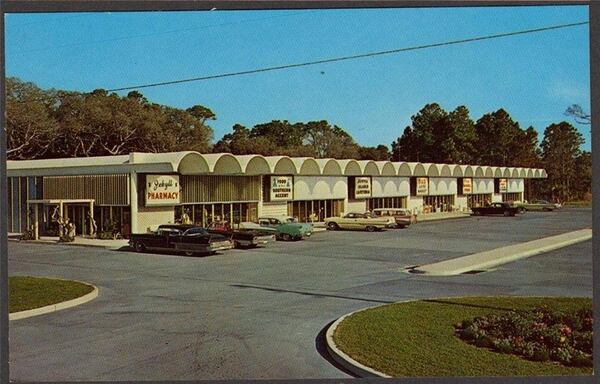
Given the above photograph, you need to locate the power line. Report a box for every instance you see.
[106,20,589,93]
[11,11,314,55]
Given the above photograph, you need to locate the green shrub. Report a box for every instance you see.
[455,305,593,368]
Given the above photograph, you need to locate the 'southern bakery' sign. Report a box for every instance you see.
[499,178,508,193]
[270,176,293,201]
[462,178,473,194]
[416,177,429,196]
[354,177,372,198]
[145,175,180,206]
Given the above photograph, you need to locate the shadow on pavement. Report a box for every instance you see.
[315,320,358,378]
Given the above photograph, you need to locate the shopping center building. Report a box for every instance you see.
[6,151,547,238]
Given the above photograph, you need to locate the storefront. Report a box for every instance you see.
[7,152,546,238]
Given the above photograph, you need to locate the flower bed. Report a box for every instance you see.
[455,306,593,367]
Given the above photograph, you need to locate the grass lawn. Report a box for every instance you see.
[9,276,94,313]
[333,296,593,377]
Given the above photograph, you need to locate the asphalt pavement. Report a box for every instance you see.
[7,208,592,381]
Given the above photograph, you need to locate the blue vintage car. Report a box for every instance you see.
[256,216,313,241]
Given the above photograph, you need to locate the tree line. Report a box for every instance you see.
[5,77,591,202]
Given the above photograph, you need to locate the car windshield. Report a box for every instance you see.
[184,227,207,236]
[284,217,297,223]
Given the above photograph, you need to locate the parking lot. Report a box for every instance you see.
[8,208,592,381]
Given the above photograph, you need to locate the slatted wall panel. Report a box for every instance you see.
[43,174,129,205]
[181,175,261,203]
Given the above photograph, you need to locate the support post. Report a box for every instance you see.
[33,204,39,240]
[130,171,139,234]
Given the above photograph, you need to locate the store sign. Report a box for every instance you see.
[499,178,508,193]
[416,177,429,196]
[146,175,180,206]
[354,177,372,198]
[462,178,473,195]
[270,176,293,201]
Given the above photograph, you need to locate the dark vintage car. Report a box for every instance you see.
[129,224,234,256]
[370,208,417,228]
[206,221,276,248]
[471,202,520,217]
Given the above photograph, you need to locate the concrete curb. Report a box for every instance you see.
[411,228,592,276]
[416,214,471,223]
[8,237,128,250]
[9,283,99,321]
[325,306,392,378]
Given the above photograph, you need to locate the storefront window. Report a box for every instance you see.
[467,194,493,208]
[422,195,455,213]
[367,197,407,211]
[502,192,522,203]
[287,199,344,222]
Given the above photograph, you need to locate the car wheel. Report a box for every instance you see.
[366,226,376,232]
[184,250,195,256]
[327,222,339,230]
[134,241,146,253]
[282,233,292,241]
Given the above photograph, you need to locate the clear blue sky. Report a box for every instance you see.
[5,5,591,151]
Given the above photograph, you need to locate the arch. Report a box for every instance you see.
[376,161,396,176]
[236,155,271,175]
[438,164,452,177]
[450,164,463,177]
[357,160,380,176]
[177,152,210,174]
[541,169,548,178]
[395,162,412,177]
[527,169,535,178]
[534,169,542,178]
[201,153,242,174]
[484,166,494,178]
[518,168,527,178]
[264,156,297,175]
[338,159,362,176]
[407,162,427,176]
[511,168,520,178]
[503,168,511,178]
[425,163,439,177]
[474,166,485,178]
[292,157,321,175]
[494,167,503,178]
[315,158,342,175]
[460,165,474,178]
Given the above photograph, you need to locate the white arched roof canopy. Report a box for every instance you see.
[394,162,412,177]
[338,159,362,176]
[474,166,485,178]
[541,169,548,178]
[315,159,342,175]
[408,162,427,177]
[202,153,242,174]
[177,152,210,174]
[511,168,520,178]
[460,165,474,178]
[357,160,380,176]
[527,169,534,178]
[264,156,297,175]
[439,164,452,177]
[534,169,542,178]
[502,168,511,178]
[450,165,463,177]
[236,155,271,175]
[292,157,321,175]
[494,167,503,178]
[376,161,396,176]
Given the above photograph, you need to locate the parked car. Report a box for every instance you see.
[324,212,397,231]
[471,202,520,217]
[206,221,276,248]
[517,199,559,212]
[129,224,234,256]
[242,216,313,241]
[369,208,416,228]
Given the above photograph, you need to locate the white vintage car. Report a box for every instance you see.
[324,212,397,232]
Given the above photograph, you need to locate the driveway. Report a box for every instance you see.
[8,208,592,380]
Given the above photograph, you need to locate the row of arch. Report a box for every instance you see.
[144,151,547,178]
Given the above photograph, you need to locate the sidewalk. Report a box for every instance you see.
[8,233,129,250]
[409,228,592,276]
